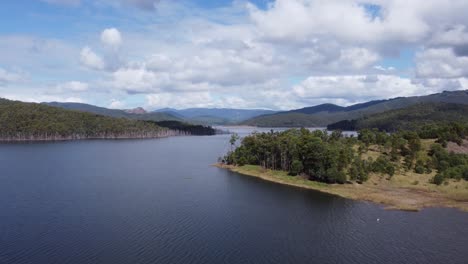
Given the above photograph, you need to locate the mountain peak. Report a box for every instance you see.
[124,107,147,114]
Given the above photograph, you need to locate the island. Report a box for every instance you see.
[217,124,468,211]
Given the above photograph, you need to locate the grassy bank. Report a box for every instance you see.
[215,164,468,212]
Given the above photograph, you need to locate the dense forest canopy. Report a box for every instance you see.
[223,123,468,185]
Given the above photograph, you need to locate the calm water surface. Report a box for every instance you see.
[0,128,466,264]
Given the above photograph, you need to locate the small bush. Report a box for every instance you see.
[414,165,425,174]
[432,174,445,185]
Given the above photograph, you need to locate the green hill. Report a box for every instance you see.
[327,103,468,131]
[243,90,468,127]
[0,98,176,141]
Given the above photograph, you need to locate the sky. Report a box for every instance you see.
[1,0,468,110]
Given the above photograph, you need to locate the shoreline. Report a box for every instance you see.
[0,130,197,142]
[215,163,468,212]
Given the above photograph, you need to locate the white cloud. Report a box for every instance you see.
[374,65,395,72]
[101,28,122,48]
[109,99,125,109]
[416,48,468,78]
[335,48,380,70]
[0,68,24,86]
[248,0,468,46]
[80,46,105,70]
[55,81,89,92]
[146,92,214,109]
[430,24,468,46]
[93,1,468,109]
[4,0,468,109]
[293,75,428,104]
[2,93,83,104]
[412,78,464,91]
[111,67,165,93]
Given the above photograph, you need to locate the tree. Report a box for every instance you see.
[289,160,303,176]
[229,133,240,151]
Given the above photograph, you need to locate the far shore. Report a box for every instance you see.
[215,164,468,212]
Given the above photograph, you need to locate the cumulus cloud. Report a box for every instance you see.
[430,25,468,46]
[5,0,468,109]
[101,28,122,48]
[107,40,282,94]
[80,46,105,70]
[293,75,428,104]
[334,48,380,71]
[111,67,165,93]
[92,0,468,108]
[416,48,468,78]
[248,0,468,46]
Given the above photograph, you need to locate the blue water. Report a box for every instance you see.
[0,129,466,264]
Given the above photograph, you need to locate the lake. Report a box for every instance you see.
[0,127,466,264]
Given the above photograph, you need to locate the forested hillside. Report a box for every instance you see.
[0,99,183,141]
[243,90,468,127]
[327,103,468,131]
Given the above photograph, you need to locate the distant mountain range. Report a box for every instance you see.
[43,102,276,126]
[44,102,182,122]
[43,90,468,128]
[242,90,468,127]
[125,107,147,114]
[153,108,277,125]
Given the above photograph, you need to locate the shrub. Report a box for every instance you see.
[414,165,425,174]
[432,174,445,185]
[463,168,468,181]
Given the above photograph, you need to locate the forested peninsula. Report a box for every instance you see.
[218,124,468,211]
[0,98,215,141]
